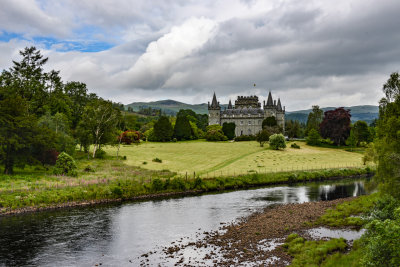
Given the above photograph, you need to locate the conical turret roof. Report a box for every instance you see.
[210,92,220,109]
[266,91,274,106]
[277,98,282,111]
[228,99,233,109]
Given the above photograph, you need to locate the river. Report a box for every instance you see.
[0,178,372,266]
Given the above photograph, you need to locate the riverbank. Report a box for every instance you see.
[158,195,376,266]
[0,167,373,216]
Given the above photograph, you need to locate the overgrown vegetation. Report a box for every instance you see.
[0,163,372,213]
[283,233,347,266]
[317,193,379,227]
[282,72,400,266]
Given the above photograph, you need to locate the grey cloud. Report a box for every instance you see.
[0,0,71,38]
[1,0,399,110]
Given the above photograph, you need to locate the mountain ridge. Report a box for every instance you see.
[125,100,378,123]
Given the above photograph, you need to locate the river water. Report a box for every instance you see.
[0,179,372,266]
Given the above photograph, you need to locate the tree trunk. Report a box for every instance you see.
[92,143,98,158]
[116,135,123,159]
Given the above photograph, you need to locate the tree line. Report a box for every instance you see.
[0,47,128,174]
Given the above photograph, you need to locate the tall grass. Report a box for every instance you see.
[0,166,373,213]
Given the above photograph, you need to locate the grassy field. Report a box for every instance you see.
[0,140,373,212]
[104,140,367,176]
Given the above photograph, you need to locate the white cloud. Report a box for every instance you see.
[118,17,217,89]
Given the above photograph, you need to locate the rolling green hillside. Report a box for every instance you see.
[125,100,378,123]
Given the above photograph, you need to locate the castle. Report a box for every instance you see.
[208,92,285,136]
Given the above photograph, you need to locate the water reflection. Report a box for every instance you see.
[0,179,373,266]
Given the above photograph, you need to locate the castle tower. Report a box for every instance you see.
[276,98,285,132]
[263,91,276,118]
[208,92,221,125]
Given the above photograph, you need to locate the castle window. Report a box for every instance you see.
[248,121,251,125]
[258,120,261,125]
[240,120,243,125]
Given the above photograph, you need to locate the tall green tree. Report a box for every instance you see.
[154,116,173,142]
[0,96,36,174]
[262,116,277,128]
[285,120,302,138]
[174,115,192,140]
[0,96,57,173]
[320,108,351,146]
[346,129,357,151]
[353,120,370,145]
[306,105,323,135]
[79,99,121,158]
[256,129,271,147]
[306,129,321,146]
[4,47,50,116]
[376,72,400,198]
[222,122,236,140]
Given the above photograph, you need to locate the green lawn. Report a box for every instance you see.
[104,140,367,176]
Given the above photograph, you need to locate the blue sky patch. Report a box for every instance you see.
[0,30,115,52]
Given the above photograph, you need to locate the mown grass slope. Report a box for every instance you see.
[104,140,366,176]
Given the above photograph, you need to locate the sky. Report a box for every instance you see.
[0,0,399,111]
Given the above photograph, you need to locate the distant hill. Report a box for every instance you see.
[125,100,378,124]
[125,99,225,115]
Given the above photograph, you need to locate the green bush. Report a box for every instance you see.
[306,129,321,146]
[369,195,400,221]
[234,135,256,141]
[53,152,78,177]
[111,186,123,197]
[95,149,107,159]
[152,158,162,163]
[151,178,164,191]
[320,138,334,145]
[269,134,286,150]
[205,125,228,141]
[193,177,203,189]
[168,178,187,190]
[291,143,301,149]
[361,207,400,267]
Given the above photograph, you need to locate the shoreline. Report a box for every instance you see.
[0,172,373,217]
[157,197,360,266]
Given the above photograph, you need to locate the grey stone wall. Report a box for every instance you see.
[220,116,263,136]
